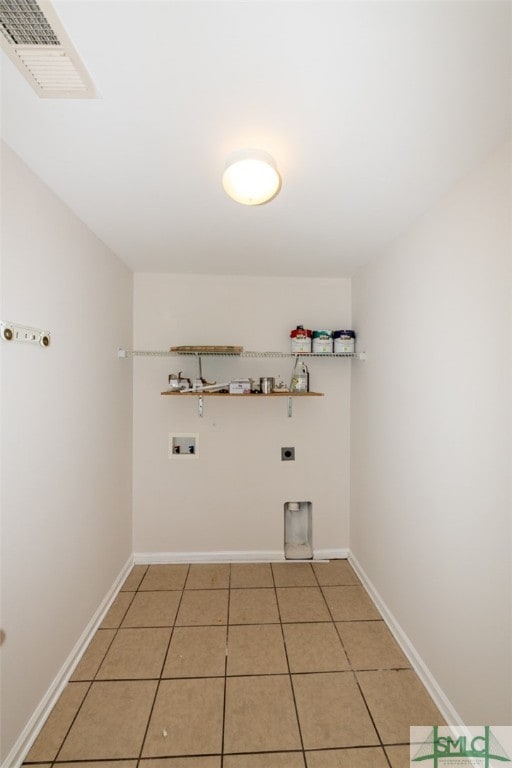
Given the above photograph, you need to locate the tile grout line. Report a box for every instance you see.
[54,604,134,756]
[220,564,232,768]
[135,563,191,768]
[312,578,358,670]
[311,566,394,768]
[114,618,387,630]
[271,563,308,768]
[47,576,145,767]
[87,567,149,682]
[322,574,393,768]
[49,665,411,686]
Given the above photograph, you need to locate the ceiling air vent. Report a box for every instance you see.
[0,0,96,98]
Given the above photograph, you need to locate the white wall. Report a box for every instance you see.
[351,141,512,722]
[4,134,508,759]
[133,274,352,557]
[0,143,133,762]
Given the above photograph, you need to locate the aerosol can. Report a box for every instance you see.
[290,359,309,392]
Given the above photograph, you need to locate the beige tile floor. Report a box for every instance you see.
[24,561,445,768]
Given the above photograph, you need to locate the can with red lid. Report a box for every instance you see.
[290,325,312,353]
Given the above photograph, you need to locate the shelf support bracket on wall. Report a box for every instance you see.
[288,396,292,418]
[198,395,204,418]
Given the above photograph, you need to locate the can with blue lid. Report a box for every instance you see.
[312,330,333,353]
[333,330,356,354]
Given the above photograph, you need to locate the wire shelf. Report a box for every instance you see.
[118,349,365,360]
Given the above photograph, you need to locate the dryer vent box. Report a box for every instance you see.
[284,501,312,560]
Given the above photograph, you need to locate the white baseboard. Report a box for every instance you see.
[317,548,349,560]
[134,548,349,564]
[348,550,463,726]
[3,555,134,768]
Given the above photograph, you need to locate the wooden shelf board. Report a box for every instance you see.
[161,391,324,397]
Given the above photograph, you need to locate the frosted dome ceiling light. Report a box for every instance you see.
[222,149,281,205]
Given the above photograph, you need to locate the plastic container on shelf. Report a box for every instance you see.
[290,360,309,392]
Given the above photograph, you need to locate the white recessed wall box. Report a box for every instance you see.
[169,433,199,458]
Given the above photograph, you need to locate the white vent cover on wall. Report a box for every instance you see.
[0,0,96,98]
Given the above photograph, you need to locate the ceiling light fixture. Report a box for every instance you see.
[222,149,281,206]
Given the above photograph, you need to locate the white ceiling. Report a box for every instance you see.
[1,1,510,277]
